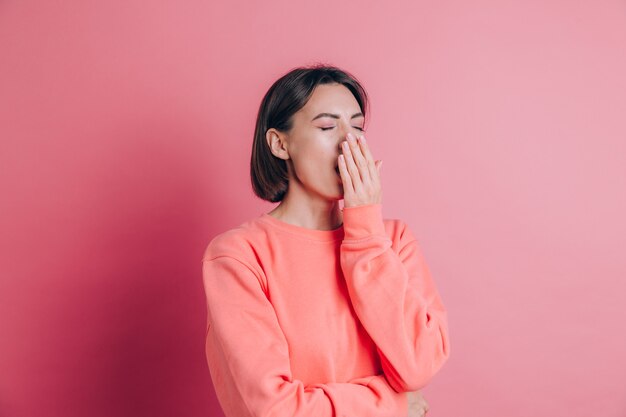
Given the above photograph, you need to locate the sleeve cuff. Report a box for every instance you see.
[341,203,387,240]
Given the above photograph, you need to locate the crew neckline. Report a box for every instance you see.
[258,212,345,242]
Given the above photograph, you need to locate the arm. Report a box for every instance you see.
[339,203,451,393]
[202,254,407,417]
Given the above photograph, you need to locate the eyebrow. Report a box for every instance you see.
[311,112,364,121]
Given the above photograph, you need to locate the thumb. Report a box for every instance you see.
[376,160,383,173]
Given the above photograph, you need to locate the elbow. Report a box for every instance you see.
[385,325,451,392]
[392,353,451,392]
[411,325,451,391]
[385,367,429,392]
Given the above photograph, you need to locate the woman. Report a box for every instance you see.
[201,64,450,417]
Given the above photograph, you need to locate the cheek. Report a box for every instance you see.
[300,142,335,162]
[291,138,337,173]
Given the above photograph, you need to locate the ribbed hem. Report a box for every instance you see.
[341,203,387,240]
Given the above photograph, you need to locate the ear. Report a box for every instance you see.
[266,128,290,160]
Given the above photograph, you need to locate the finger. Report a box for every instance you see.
[357,135,378,181]
[342,139,363,189]
[337,154,353,195]
[350,135,372,183]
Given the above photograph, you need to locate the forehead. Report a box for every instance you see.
[300,83,360,115]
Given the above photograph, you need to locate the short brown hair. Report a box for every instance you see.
[250,63,370,202]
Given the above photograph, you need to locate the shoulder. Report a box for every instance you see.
[201,219,270,292]
[382,217,420,254]
[201,217,263,267]
[383,216,416,241]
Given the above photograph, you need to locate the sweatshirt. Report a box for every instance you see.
[201,203,450,417]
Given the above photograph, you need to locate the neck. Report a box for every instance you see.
[267,180,343,231]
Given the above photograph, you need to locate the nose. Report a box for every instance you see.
[337,121,363,144]
[337,119,359,138]
[336,120,361,152]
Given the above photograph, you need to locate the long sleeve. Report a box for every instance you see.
[201,254,407,417]
[339,203,451,393]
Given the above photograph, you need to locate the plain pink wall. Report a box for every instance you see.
[1,1,625,416]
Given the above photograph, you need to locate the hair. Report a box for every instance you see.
[250,63,370,202]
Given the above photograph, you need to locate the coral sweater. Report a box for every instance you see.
[201,203,450,417]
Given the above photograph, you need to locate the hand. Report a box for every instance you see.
[337,132,383,208]
[407,390,429,417]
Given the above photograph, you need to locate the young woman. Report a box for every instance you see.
[201,64,450,417]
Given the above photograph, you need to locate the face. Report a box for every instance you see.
[267,83,366,200]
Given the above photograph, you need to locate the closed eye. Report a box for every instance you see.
[320,127,364,131]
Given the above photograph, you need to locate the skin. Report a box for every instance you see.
[408,391,430,417]
[265,82,382,229]
[266,83,429,416]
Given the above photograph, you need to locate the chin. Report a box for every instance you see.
[319,185,343,201]
[330,186,344,200]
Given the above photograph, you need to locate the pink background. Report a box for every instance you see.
[1,1,625,416]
